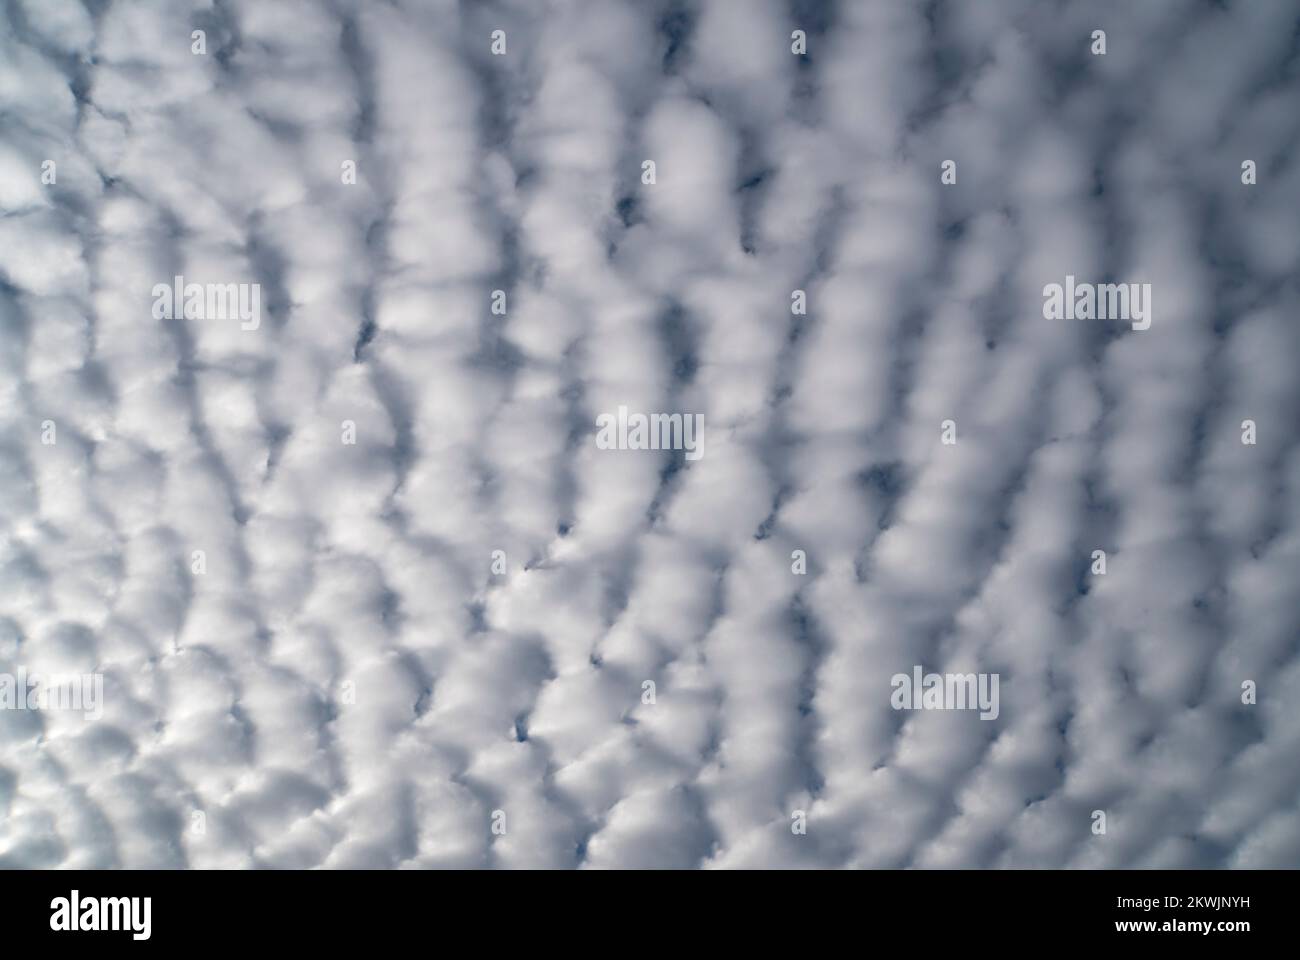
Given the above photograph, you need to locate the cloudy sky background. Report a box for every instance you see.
[1,0,1299,869]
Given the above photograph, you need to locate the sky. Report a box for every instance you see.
[1,0,1298,869]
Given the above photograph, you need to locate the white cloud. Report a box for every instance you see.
[0,0,1297,870]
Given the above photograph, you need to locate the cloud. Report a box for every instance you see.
[0,0,1297,870]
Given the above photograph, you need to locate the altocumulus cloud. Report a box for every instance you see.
[0,0,1298,869]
